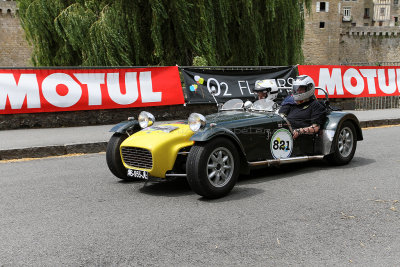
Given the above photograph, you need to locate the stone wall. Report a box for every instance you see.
[0,1,32,67]
[0,104,219,130]
[340,32,400,64]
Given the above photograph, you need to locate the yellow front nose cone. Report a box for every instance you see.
[120,124,194,178]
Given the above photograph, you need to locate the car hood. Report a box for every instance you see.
[205,110,279,127]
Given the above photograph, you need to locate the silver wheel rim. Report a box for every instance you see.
[207,147,234,188]
[338,127,353,158]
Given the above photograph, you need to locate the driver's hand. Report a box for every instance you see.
[293,129,300,139]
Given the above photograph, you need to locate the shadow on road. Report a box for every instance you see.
[198,187,265,203]
[128,156,375,199]
[237,156,375,185]
[138,178,194,197]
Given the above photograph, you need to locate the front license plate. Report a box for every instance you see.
[127,169,149,180]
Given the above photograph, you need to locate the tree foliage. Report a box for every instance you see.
[17,0,311,66]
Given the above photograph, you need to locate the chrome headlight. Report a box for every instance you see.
[138,111,155,128]
[188,113,206,132]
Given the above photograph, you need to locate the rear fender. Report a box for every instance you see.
[319,112,363,155]
[110,120,141,135]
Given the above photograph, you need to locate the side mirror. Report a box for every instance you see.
[244,101,253,109]
[210,87,217,95]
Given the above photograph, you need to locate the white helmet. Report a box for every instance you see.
[254,79,279,101]
[292,75,315,101]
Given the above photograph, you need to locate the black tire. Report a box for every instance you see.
[186,137,240,199]
[325,121,357,165]
[106,133,137,181]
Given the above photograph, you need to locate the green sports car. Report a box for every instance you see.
[106,90,363,199]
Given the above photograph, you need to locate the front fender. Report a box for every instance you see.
[109,120,141,134]
[190,127,248,163]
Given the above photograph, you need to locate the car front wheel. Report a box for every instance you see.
[186,138,240,199]
[325,121,357,165]
[106,133,138,181]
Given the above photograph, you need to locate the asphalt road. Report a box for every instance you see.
[1,126,399,266]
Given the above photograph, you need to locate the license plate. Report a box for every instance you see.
[127,169,148,180]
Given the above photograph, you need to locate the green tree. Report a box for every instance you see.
[17,0,310,66]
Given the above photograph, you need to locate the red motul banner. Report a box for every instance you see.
[0,66,184,114]
[298,65,400,98]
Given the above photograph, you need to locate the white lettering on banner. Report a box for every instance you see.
[107,72,139,105]
[0,74,41,110]
[343,68,364,95]
[74,73,105,105]
[237,81,252,95]
[359,69,377,94]
[42,73,82,108]
[397,69,400,93]
[207,78,221,95]
[277,78,294,88]
[139,71,162,103]
[318,68,344,96]
[377,69,397,94]
[277,79,285,87]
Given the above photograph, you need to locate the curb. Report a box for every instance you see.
[1,120,399,161]
[0,142,107,160]
[359,118,400,128]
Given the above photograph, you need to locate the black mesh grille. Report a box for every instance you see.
[121,147,153,170]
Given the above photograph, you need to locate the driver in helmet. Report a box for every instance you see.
[254,79,279,101]
[279,75,326,139]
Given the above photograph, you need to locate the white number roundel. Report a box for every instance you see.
[270,129,293,159]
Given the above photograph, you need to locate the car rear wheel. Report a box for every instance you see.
[106,133,138,181]
[186,138,240,199]
[325,121,357,165]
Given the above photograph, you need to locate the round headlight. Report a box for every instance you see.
[138,111,155,128]
[188,113,206,132]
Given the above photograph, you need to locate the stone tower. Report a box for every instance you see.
[303,0,342,64]
[0,0,32,67]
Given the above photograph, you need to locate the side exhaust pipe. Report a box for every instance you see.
[248,155,325,167]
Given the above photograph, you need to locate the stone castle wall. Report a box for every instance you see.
[303,0,400,64]
[341,26,400,63]
[0,1,32,67]
[340,33,400,64]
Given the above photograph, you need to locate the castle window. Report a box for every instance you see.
[395,0,399,5]
[364,8,370,19]
[380,8,385,16]
[319,22,325,28]
[343,7,351,21]
[316,2,329,12]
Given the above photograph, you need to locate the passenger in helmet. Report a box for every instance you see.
[254,79,279,101]
[279,75,326,139]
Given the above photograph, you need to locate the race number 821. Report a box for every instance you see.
[270,129,293,159]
